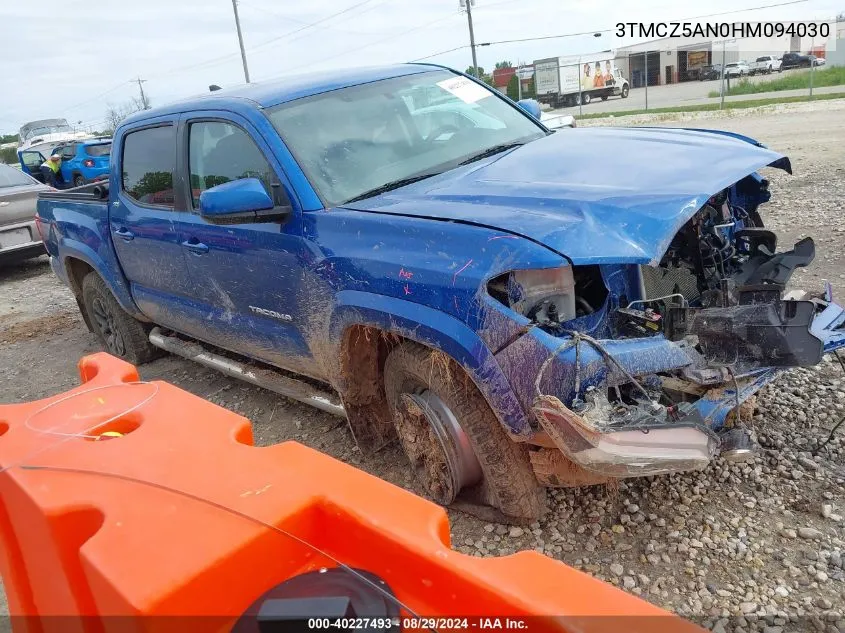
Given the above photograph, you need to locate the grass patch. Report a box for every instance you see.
[706,66,845,97]
[574,91,845,120]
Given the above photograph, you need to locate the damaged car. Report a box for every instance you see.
[36,64,845,523]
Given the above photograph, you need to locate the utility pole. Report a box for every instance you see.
[133,78,150,110]
[578,57,583,116]
[461,0,479,77]
[809,36,815,98]
[232,0,251,83]
[644,51,648,111]
[720,39,727,110]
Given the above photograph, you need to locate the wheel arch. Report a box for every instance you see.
[330,291,534,453]
[60,241,146,320]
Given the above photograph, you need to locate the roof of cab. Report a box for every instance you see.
[120,63,444,128]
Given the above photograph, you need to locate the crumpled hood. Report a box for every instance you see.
[342,126,790,265]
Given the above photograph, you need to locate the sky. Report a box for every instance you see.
[0,0,841,135]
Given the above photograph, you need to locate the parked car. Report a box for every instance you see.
[698,64,723,81]
[55,139,111,187]
[36,64,845,522]
[812,55,826,67]
[724,61,750,77]
[18,138,111,188]
[749,56,782,75]
[0,163,50,264]
[780,52,814,69]
[539,111,576,129]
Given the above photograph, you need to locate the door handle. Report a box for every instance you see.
[181,239,209,255]
[114,227,134,241]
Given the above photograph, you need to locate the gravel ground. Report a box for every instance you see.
[1,100,844,629]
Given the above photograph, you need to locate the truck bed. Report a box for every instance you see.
[35,181,139,318]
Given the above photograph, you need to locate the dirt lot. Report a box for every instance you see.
[1,101,844,629]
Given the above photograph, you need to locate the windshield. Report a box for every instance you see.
[755,57,769,62]
[0,164,37,187]
[266,70,546,206]
[23,124,72,141]
[86,143,111,157]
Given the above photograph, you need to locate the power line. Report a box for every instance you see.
[239,0,388,36]
[411,45,469,62]
[63,83,129,113]
[268,10,461,78]
[147,0,385,80]
[242,0,383,54]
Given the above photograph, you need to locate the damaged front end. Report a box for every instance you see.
[489,172,845,480]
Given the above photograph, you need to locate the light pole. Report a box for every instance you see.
[809,36,815,98]
[132,78,149,110]
[231,0,251,83]
[460,0,479,77]
[644,51,649,110]
[717,38,736,110]
[578,34,602,116]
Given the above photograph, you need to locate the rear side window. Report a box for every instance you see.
[0,164,37,187]
[122,126,175,207]
[86,143,111,157]
[188,121,274,207]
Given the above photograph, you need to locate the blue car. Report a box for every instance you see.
[19,138,111,188]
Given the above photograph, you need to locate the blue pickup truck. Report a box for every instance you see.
[36,64,845,522]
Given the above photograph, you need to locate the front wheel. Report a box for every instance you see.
[621,84,629,98]
[82,272,161,365]
[384,343,546,523]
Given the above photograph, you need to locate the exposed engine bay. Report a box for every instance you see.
[627,177,828,369]
[488,171,845,479]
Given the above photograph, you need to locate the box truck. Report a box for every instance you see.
[534,54,629,108]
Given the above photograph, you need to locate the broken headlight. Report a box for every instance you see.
[487,267,577,326]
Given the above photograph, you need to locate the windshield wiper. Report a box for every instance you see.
[344,171,443,203]
[458,142,524,166]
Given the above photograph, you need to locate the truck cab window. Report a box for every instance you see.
[188,121,274,207]
[122,125,176,207]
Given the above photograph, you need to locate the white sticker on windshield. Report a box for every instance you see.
[436,77,491,104]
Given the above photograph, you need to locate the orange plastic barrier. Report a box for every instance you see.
[0,353,704,633]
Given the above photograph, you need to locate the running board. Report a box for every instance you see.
[148,328,346,418]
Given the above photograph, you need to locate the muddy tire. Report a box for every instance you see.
[82,272,160,365]
[384,342,546,523]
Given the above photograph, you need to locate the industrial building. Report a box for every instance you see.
[613,20,843,86]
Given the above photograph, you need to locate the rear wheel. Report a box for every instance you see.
[384,343,546,523]
[600,95,608,101]
[82,272,161,365]
[73,174,85,187]
[581,92,591,105]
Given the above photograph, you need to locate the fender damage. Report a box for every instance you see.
[479,137,845,480]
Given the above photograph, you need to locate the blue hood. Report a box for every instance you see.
[342,127,790,265]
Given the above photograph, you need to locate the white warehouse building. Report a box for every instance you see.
[613,21,842,87]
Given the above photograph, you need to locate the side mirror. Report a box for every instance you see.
[516,98,542,121]
[198,177,291,224]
